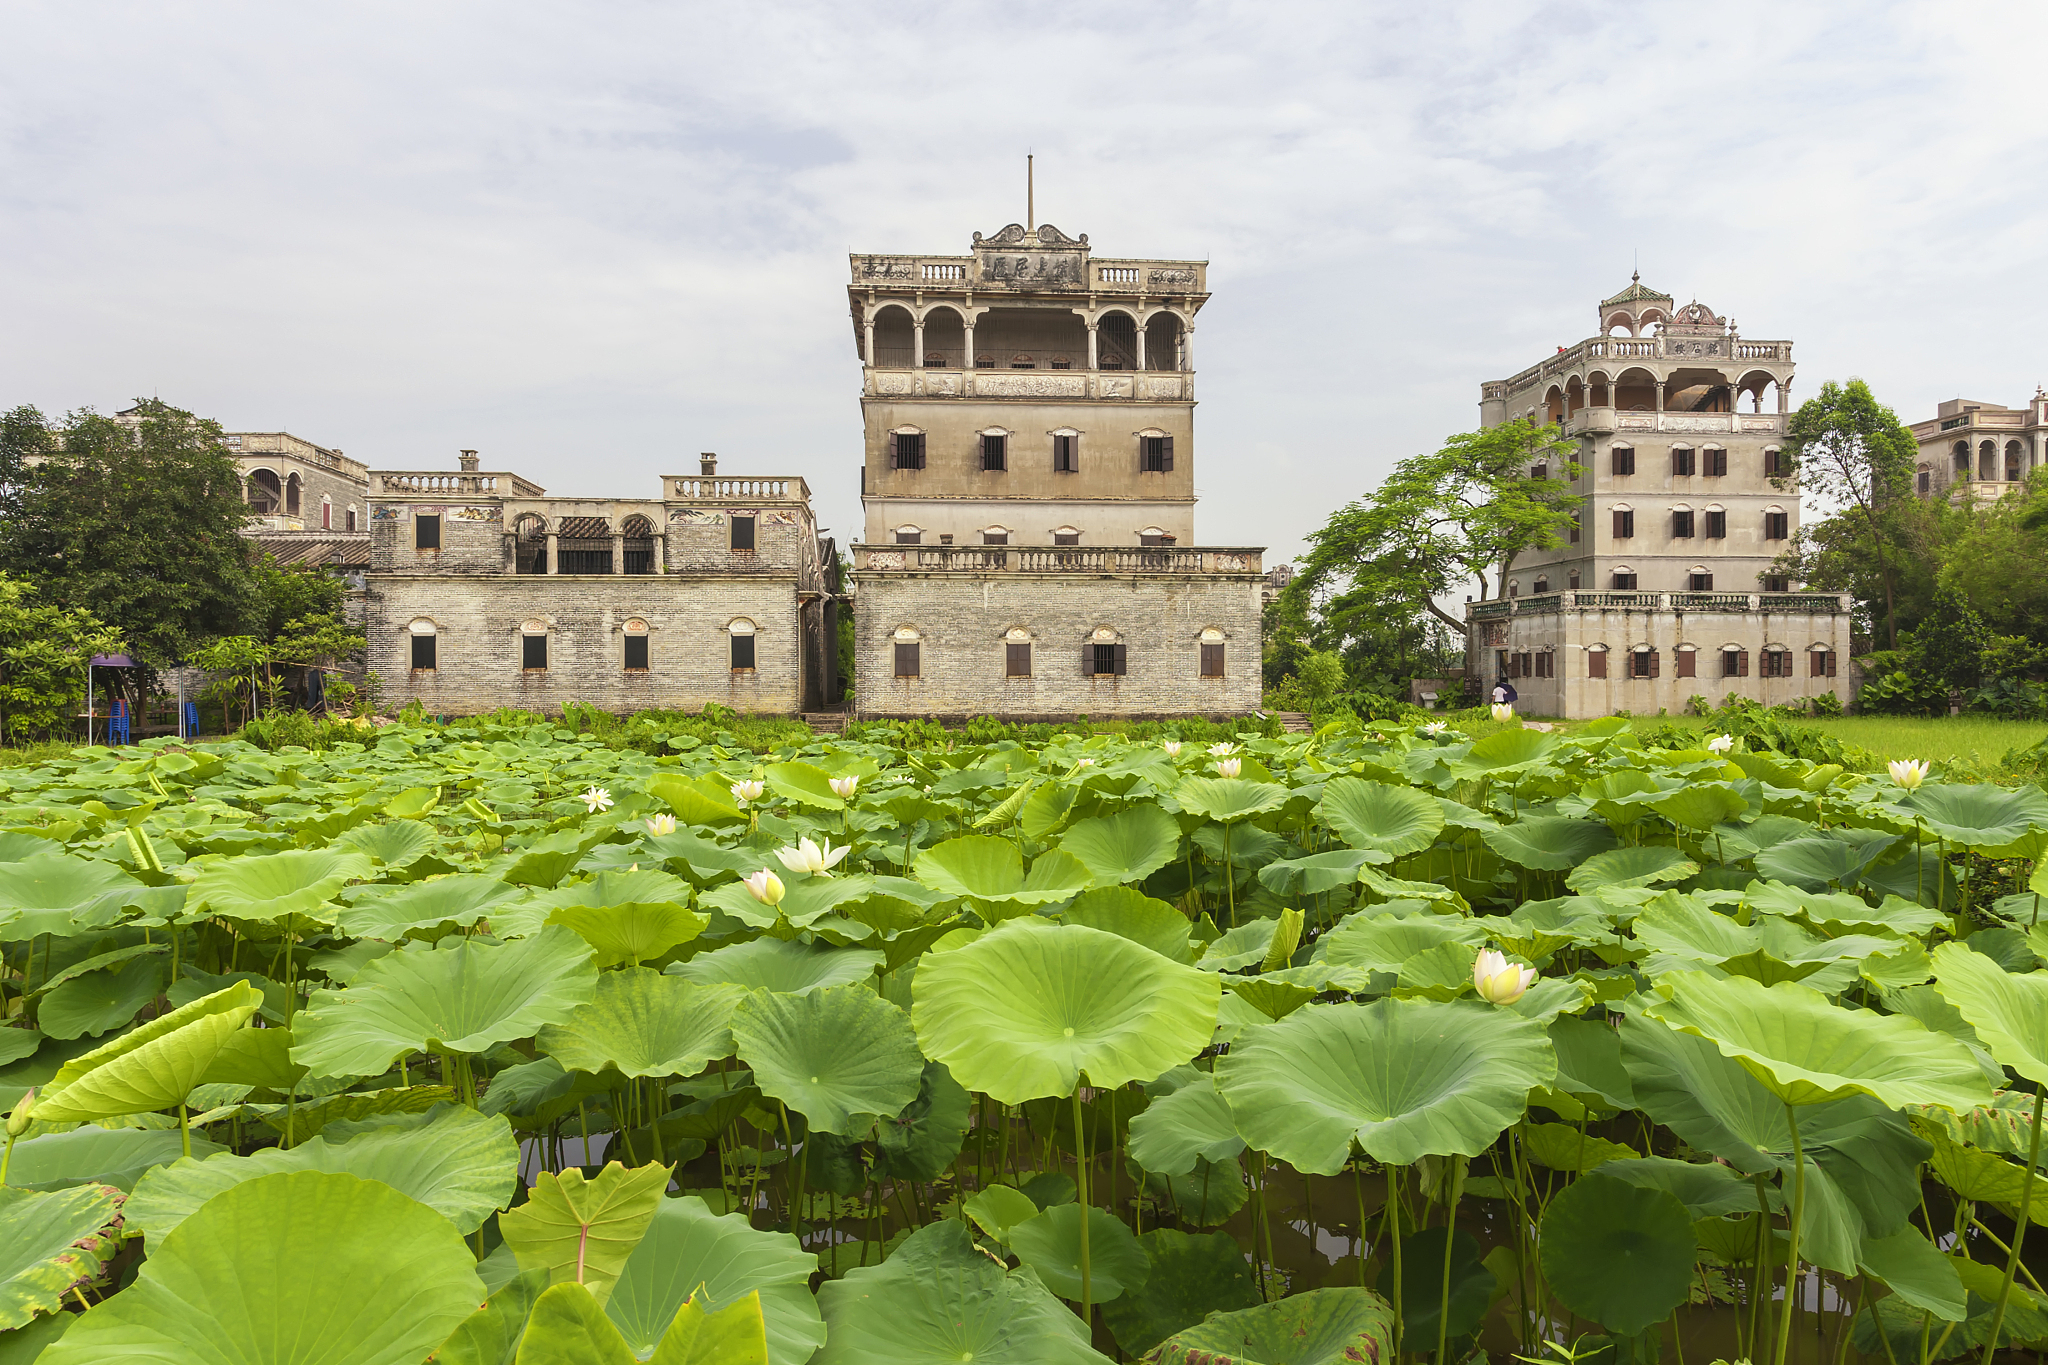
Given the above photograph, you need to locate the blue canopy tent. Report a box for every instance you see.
[86,653,138,745]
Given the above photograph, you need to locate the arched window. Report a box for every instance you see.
[1670,503,1694,538]
[981,526,1011,546]
[1611,444,1636,475]
[246,468,281,514]
[621,514,655,574]
[1611,563,1637,590]
[1086,626,1125,678]
[1004,626,1032,678]
[520,620,549,671]
[1764,505,1789,540]
[1703,503,1727,538]
[515,515,547,574]
[1052,525,1081,546]
[728,617,757,672]
[345,505,359,533]
[893,525,922,546]
[1670,444,1696,477]
[1138,524,1176,547]
[284,474,302,516]
[1507,580,1519,599]
[1611,502,1635,539]
[1808,642,1837,679]
[1687,564,1713,592]
[1533,577,1548,594]
[623,618,649,671]
[1954,440,1971,473]
[892,625,922,678]
[1701,445,1727,477]
[408,618,438,671]
[1198,626,1226,678]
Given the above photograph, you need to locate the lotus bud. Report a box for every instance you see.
[776,836,851,877]
[1161,741,1182,757]
[1707,734,1734,754]
[1216,758,1242,779]
[580,786,614,813]
[1888,759,1930,790]
[1473,949,1536,1006]
[828,775,859,799]
[6,1089,34,1137]
[1490,703,1514,722]
[730,779,765,805]
[645,813,677,837]
[742,869,785,906]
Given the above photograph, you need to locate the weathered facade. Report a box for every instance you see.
[846,219,1263,719]
[1907,393,2048,503]
[1473,278,1851,716]
[362,454,834,716]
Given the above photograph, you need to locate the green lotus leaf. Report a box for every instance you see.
[1565,845,1698,892]
[0,1311,73,1364]
[336,874,528,940]
[964,1185,1042,1242]
[1141,1155,1251,1228]
[1148,1286,1393,1365]
[1316,778,1443,857]
[1549,1014,1638,1112]
[291,923,598,1076]
[1539,1172,1697,1335]
[40,1170,484,1365]
[1007,1203,1148,1303]
[1256,850,1379,897]
[1464,726,1558,771]
[1517,1121,1639,1171]
[0,852,141,937]
[35,981,262,1122]
[1100,1229,1260,1359]
[767,761,846,810]
[537,969,743,1080]
[186,848,373,923]
[38,952,164,1040]
[1061,887,1196,964]
[646,773,748,827]
[433,1265,549,1365]
[486,1279,638,1365]
[0,1183,123,1331]
[1198,918,1281,971]
[1312,911,1484,974]
[1642,970,1993,1110]
[1127,1073,1244,1176]
[1174,776,1290,825]
[1058,805,1181,885]
[127,1101,519,1241]
[199,1025,307,1090]
[700,873,875,931]
[0,1126,222,1192]
[911,920,1221,1103]
[1754,834,1897,891]
[1649,784,1750,832]
[875,1061,971,1183]
[606,1195,822,1365]
[669,938,883,995]
[545,902,709,970]
[1596,1156,1759,1218]
[812,1220,1100,1365]
[1377,1226,1493,1347]
[731,984,924,1136]
[501,1161,671,1307]
[912,836,1082,906]
[1479,816,1617,870]
[0,1029,40,1068]
[1905,783,2048,852]
[333,819,438,868]
[1856,1226,1967,1322]
[1215,998,1555,1173]
[1491,896,1620,959]
[1931,941,2048,1085]
[25,943,165,1000]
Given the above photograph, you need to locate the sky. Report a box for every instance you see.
[5,1,2047,564]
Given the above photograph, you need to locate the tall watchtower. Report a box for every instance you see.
[848,222,1208,549]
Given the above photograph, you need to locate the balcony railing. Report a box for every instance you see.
[1467,591,1847,619]
[371,471,547,497]
[852,544,1263,575]
[665,477,809,502]
[1492,334,1797,395]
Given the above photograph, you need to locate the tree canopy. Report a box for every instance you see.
[1773,379,1917,647]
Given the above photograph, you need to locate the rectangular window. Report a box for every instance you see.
[1140,436,1173,472]
[1762,575,1789,591]
[1536,651,1554,678]
[522,634,547,670]
[1613,509,1634,538]
[983,531,1008,546]
[1531,463,1548,481]
[1764,449,1784,476]
[1815,649,1837,678]
[1690,572,1714,591]
[1612,572,1638,589]
[1705,509,1726,538]
[980,433,1008,471]
[1705,448,1728,476]
[1200,642,1225,677]
[1672,510,1694,538]
[731,634,756,670]
[415,514,441,550]
[1631,649,1659,679]
[1006,642,1031,677]
[1764,511,1789,540]
[730,516,756,551]
[1053,434,1078,472]
[1054,532,1080,546]
[346,509,358,532]
[1088,642,1125,676]
[894,642,920,677]
[411,634,436,670]
[1917,470,1931,494]
[1672,448,1695,476]
[1612,446,1636,475]
[624,635,649,670]
[1587,649,1607,679]
[892,432,925,469]
[1722,649,1742,678]
[894,530,921,545]
[1762,650,1790,678]
[1676,649,1697,678]
[1569,510,1580,544]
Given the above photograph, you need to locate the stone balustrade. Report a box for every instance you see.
[371,471,547,498]
[851,544,1264,575]
[1469,591,1848,619]
[663,477,809,502]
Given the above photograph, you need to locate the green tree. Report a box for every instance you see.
[1289,419,1583,658]
[0,573,124,743]
[1939,469,2048,643]
[0,400,257,669]
[1774,379,1917,648]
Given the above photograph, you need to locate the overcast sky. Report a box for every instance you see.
[5,2,2046,563]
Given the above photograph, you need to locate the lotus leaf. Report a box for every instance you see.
[1058,805,1182,884]
[546,900,708,970]
[291,924,598,1076]
[1479,816,1617,870]
[334,819,438,867]
[1061,886,1196,963]
[333,875,528,940]
[606,1196,822,1365]
[501,1160,671,1307]
[731,984,924,1135]
[0,1183,123,1330]
[1007,1202,1148,1303]
[1856,1226,1967,1322]
[1517,1121,1638,1171]
[1565,845,1698,892]
[1256,849,1379,897]
[1597,1156,1758,1218]
[34,981,262,1121]
[1316,778,1443,856]
[0,1029,40,1069]
[1099,1229,1260,1358]
[964,1185,1041,1242]
[1151,1286,1394,1365]
[186,848,372,922]
[911,919,1221,1103]
[670,938,883,995]
[127,1101,519,1241]
[41,1171,483,1365]
[875,1061,971,1182]
[1906,783,2048,852]
[1174,776,1290,825]
[0,1126,221,1192]
[1313,911,1484,974]
[912,836,1089,906]
[538,969,744,1079]
[1754,833,1896,890]
[1650,784,1750,832]
[1932,941,2048,1084]
[1198,917,1282,971]
[767,761,846,810]
[1215,998,1555,1173]
[0,852,140,937]
[1539,1173,1697,1335]
[646,773,747,827]
[38,952,164,1039]
[1127,1074,1244,1176]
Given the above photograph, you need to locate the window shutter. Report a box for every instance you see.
[624,635,649,670]
[895,642,919,677]
[1588,649,1607,679]
[1826,651,1837,678]
[1737,650,1750,677]
[1200,643,1224,677]
[1612,510,1625,538]
[1006,642,1030,677]
[912,433,926,468]
[1160,437,1174,472]
[1113,643,1127,675]
[1676,649,1695,678]
[1709,448,1727,476]
[1084,643,1096,676]
[1647,649,1660,678]
[416,515,441,550]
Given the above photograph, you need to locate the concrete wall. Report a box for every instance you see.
[850,571,1263,719]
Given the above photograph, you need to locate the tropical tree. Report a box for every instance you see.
[0,573,123,743]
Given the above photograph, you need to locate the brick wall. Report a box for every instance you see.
[850,572,1263,718]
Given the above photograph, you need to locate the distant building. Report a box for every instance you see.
[1470,277,1850,717]
[225,431,372,574]
[1907,393,2048,503]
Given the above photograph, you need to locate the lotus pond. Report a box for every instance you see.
[2,714,2048,1365]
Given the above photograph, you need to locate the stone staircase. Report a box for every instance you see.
[803,711,848,736]
[1275,712,1311,734]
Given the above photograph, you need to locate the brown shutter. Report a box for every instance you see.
[1826,651,1837,678]
[1084,643,1096,676]
[1613,510,1626,538]
[1161,437,1174,472]
[1113,643,1127,675]
[1588,649,1607,679]
[1676,649,1695,678]
[1648,649,1661,678]
[1737,650,1750,677]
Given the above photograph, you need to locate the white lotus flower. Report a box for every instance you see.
[1208,742,1240,757]
[580,786,613,813]
[1074,757,1095,768]
[1473,949,1536,1006]
[1161,740,1182,757]
[1422,721,1447,736]
[645,813,677,837]
[829,775,859,799]
[742,869,785,906]
[1706,734,1734,754]
[1490,703,1514,722]
[730,779,765,805]
[1216,758,1242,779]
[1889,759,1930,790]
[776,836,851,877]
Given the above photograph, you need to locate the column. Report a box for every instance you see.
[963,321,976,395]
[1085,320,1099,371]
[545,533,558,575]
[653,527,666,575]
[1778,380,1790,414]
[1181,325,1194,372]
[912,319,924,366]
[1135,322,1147,372]
[610,533,624,576]
[1654,381,1666,414]
[862,320,875,366]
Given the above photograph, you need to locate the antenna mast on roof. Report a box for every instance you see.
[1027,153,1034,231]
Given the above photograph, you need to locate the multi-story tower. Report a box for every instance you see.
[1907,392,2048,504]
[850,222,1206,547]
[844,217,1264,720]
[1467,278,1851,717]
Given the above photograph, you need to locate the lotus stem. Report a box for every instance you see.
[1980,1085,2045,1365]
[0,1130,16,1186]
[1353,1163,1367,1287]
[1386,1163,1404,1356]
[1436,1155,1465,1365]
[1774,1103,1807,1365]
[1072,1086,1091,1323]
[179,1102,191,1161]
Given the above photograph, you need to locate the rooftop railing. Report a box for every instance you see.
[1491,334,1797,395]
[1468,591,1848,619]
[665,477,809,502]
[370,472,547,498]
[852,544,1263,575]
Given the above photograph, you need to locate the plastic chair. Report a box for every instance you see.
[107,699,131,745]
[183,702,199,739]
